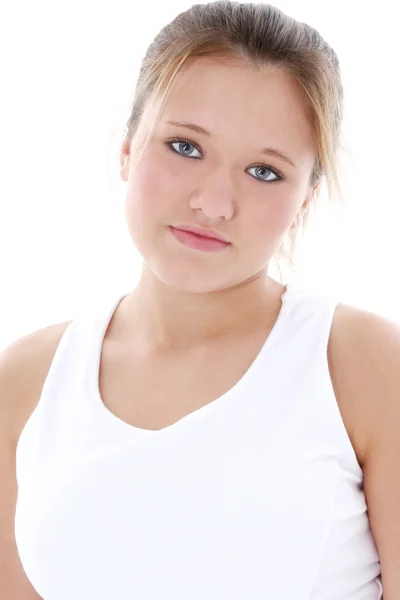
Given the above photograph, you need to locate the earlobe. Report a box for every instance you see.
[291,186,316,230]
[119,135,134,179]
[120,149,130,182]
[290,217,301,231]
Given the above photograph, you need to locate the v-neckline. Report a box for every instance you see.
[88,283,294,436]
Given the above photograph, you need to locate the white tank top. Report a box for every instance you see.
[14,283,383,600]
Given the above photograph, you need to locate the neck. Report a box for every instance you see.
[118,265,286,351]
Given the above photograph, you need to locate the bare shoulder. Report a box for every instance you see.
[327,301,400,468]
[0,319,74,446]
[0,321,73,598]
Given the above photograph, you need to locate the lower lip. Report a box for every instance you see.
[169,227,230,252]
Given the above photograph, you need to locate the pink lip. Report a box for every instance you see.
[169,226,231,252]
[172,225,229,243]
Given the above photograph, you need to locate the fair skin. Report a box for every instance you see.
[116,55,400,597]
[119,56,318,348]
[0,55,398,599]
[328,305,400,599]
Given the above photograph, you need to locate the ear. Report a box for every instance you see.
[290,182,320,230]
[119,139,131,182]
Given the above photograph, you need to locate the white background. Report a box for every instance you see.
[1,0,399,349]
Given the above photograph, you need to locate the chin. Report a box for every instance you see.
[135,229,265,294]
[159,268,235,294]
[145,255,239,294]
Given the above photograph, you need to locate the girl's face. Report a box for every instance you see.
[120,56,318,293]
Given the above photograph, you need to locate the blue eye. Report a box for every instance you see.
[248,165,281,182]
[165,135,284,183]
[167,137,201,159]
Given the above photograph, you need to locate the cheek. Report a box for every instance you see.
[126,165,163,224]
[246,198,295,245]
[127,151,185,221]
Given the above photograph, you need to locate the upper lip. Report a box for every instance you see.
[171,225,230,243]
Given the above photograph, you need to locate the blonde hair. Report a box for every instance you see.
[121,1,345,276]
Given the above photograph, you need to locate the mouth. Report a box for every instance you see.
[169,226,231,253]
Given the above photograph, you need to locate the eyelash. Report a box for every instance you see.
[164,135,284,182]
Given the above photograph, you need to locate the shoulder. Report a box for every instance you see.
[329,302,400,591]
[0,320,73,446]
[327,300,400,468]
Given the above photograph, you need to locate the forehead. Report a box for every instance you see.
[159,56,316,164]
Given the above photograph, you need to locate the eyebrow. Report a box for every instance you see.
[165,120,297,168]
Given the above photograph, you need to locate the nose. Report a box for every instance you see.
[188,171,235,221]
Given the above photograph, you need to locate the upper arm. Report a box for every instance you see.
[339,306,400,600]
[0,323,71,599]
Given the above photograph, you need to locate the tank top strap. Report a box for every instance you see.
[288,284,362,478]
